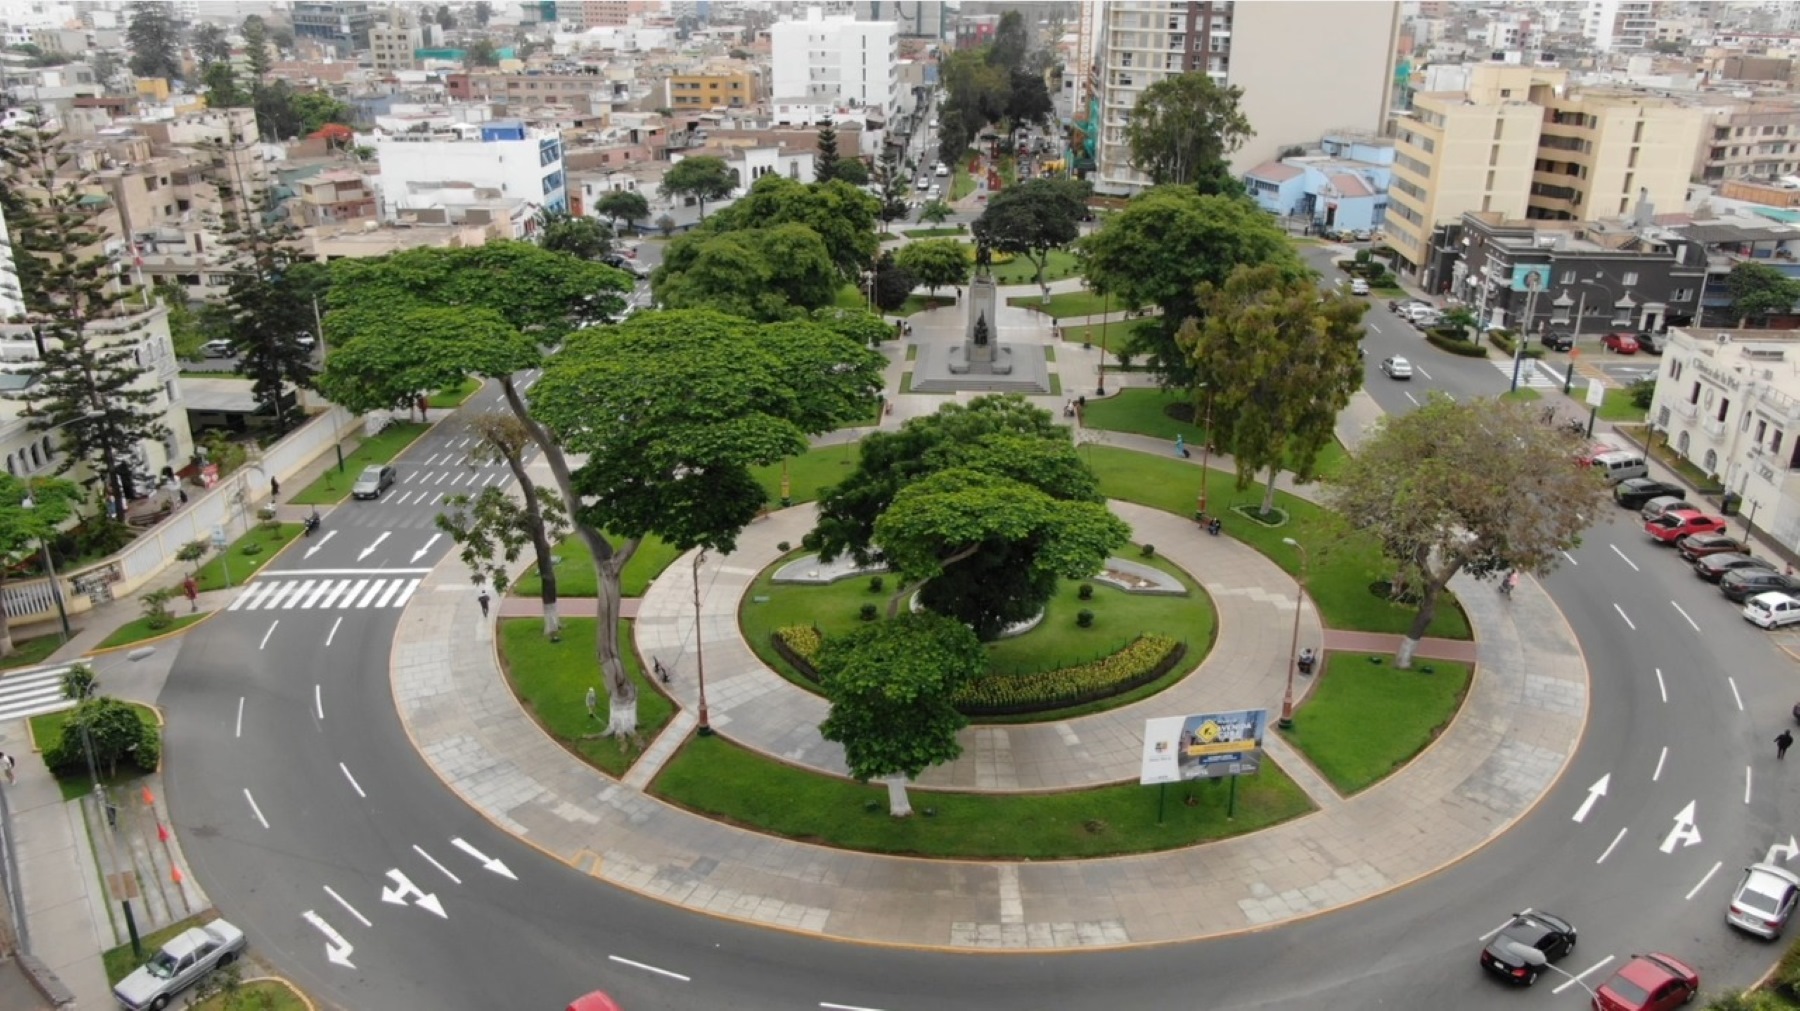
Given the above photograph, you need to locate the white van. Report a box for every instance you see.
[1744,591,1800,629]
[1589,451,1648,486]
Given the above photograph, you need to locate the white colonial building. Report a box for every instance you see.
[371,120,567,222]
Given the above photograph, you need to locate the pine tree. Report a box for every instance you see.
[241,16,271,85]
[1,121,169,519]
[815,122,841,184]
[126,1,181,81]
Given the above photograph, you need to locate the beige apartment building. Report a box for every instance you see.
[1388,64,1706,278]
[665,64,762,111]
[1694,98,1800,183]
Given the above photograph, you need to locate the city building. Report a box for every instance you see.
[1243,131,1394,234]
[296,169,379,226]
[852,0,946,39]
[445,68,631,115]
[371,120,567,222]
[1088,1,1401,196]
[0,204,21,320]
[769,11,899,128]
[665,62,762,111]
[292,0,375,56]
[1584,0,1655,52]
[369,6,424,73]
[1695,99,1800,184]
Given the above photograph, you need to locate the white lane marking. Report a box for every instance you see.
[318,581,353,608]
[608,955,690,982]
[258,621,278,650]
[1403,391,1420,407]
[1686,861,1723,901]
[1414,364,1433,380]
[450,838,517,880]
[1597,827,1628,864]
[1613,603,1636,629]
[1479,908,1533,941]
[1367,322,1382,335]
[235,697,244,738]
[314,683,323,721]
[228,581,276,611]
[1561,549,1578,565]
[262,568,433,576]
[244,788,270,829]
[1654,667,1667,703]
[412,844,463,885]
[1728,677,1745,711]
[822,1004,888,1011]
[1653,746,1668,781]
[1609,544,1638,571]
[340,763,366,799]
[326,616,342,647]
[355,579,389,608]
[1661,800,1702,853]
[1746,766,1753,804]
[324,885,372,927]
[373,580,407,608]
[257,581,304,610]
[1554,956,1615,995]
[301,580,336,608]
[1572,775,1608,822]
[393,579,422,607]
[435,471,451,485]
[1671,601,1700,632]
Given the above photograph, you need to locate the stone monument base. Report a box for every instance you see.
[912,341,1051,394]
[947,344,1014,375]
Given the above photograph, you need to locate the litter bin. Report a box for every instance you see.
[1722,492,1742,516]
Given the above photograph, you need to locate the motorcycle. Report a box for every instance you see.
[303,511,321,537]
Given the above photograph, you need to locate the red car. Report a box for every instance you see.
[567,993,623,1011]
[1592,952,1699,1011]
[1676,533,1751,562]
[1646,510,1728,544]
[1602,332,1641,354]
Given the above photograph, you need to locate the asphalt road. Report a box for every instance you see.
[157,259,1800,1010]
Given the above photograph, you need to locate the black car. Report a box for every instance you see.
[1541,330,1575,351]
[1614,478,1685,509]
[1722,568,1800,603]
[1694,553,1774,583]
[1479,910,1577,985]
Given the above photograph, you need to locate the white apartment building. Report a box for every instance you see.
[0,205,22,320]
[769,10,900,128]
[371,121,567,221]
[1649,327,1800,550]
[1089,0,1400,196]
[1585,0,1654,52]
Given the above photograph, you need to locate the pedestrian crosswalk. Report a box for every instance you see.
[1492,358,1559,389]
[0,664,78,724]
[227,576,423,613]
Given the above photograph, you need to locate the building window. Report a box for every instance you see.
[1704,448,1717,471]
[1774,430,1785,454]
[1672,287,1693,302]
[1689,381,1700,404]
[1718,396,1730,423]
[1560,270,1576,284]
[1621,271,1638,286]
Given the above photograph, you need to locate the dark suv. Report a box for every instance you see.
[1541,330,1575,351]
[1614,478,1684,509]
[1635,331,1664,355]
[1721,568,1800,603]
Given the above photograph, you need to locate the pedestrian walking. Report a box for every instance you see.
[1778,729,1794,760]
[585,686,598,720]
[183,575,199,612]
[477,591,491,617]
[0,751,13,784]
[270,475,280,498]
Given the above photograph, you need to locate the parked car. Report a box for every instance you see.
[1613,478,1685,509]
[601,253,645,278]
[934,163,949,177]
[1745,592,1800,631]
[1351,228,1372,242]
[1478,910,1577,985]
[1676,532,1751,561]
[1601,331,1641,354]
[1693,552,1773,583]
[1635,331,1665,355]
[1350,278,1370,296]
[1728,863,1800,938]
[567,992,625,1011]
[200,339,234,358]
[1592,953,1699,1011]
[113,917,246,1011]
[1721,568,1800,603]
[1389,298,1429,316]
[1380,356,1414,380]
[351,464,397,501]
[1642,496,1697,523]
[1541,330,1575,351]
[1645,509,1728,544]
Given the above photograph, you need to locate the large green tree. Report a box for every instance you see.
[241,16,271,83]
[874,147,911,228]
[654,225,837,320]
[534,208,612,261]
[660,156,735,221]
[1079,186,1302,388]
[815,121,841,183]
[126,1,180,80]
[1125,72,1254,188]
[1186,264,1366,514]
[595,190,650,235]
[704,174,879,280]
[0,475,80,656]
[191,23,232,67]
[972,177,1088,295]
[1327,395,1608,667]
[817,612,985,816]
[986,11,1029,72]
[894,238,969,297]
[871,250,916,312]
[1726,261,1800,327]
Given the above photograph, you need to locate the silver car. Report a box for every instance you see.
[1640,495,1696,522]
[113,917,245,1009]
[1728,863,1800,938]
[352,464,396,501]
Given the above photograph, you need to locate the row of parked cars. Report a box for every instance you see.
[1612,473,1800,627]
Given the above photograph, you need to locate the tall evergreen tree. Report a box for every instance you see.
[126,1,181,81]
[241,16,271,84]
[814,121,841,184]
[1,122,168,517]
[191,23,232,67]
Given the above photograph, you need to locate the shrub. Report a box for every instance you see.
[777,541,791,553]
[868,575,884,592]
[1354,249,1372,264]
[61,664,96,701]
[776,625,823,659]
[1426,331,1489,357]
[1140,544,1155,558]
[241,542,264,557]
[953,635,1184,714]
[1370,271,1397,287]
[858,603,879,621]
[138,588,176,631]
[1629,376,1656,409]
[1076,609,1095,627]
[1486,330,1544,359]
[1077,583,1094,600]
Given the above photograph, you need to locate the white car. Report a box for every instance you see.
[1744,591,1800,629]
[1350,278,1370,296]
[113,918,246,1010]
[1380,356,1414,380]
[1727,862,1800,938]
[934,163,949,177]
[917,177,931,190]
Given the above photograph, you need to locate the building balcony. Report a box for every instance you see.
[1702,416,1728,439]
[1668,399,1698,422]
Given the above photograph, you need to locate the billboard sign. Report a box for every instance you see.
[1139,709,1269,784]
[1510,264,1550,293]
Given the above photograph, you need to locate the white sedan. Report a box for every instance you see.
[1380,355,1414,380]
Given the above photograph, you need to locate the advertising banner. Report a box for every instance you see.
[1510,264,1550,293]
[1139,709,1269,785]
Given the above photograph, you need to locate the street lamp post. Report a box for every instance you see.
[1279,537,1309,729]
[1195,383,1215,519]
[691,548,712,736]
[1564,277,1616,395]
[1509,271,1542,393]
[1096,290,1111,397]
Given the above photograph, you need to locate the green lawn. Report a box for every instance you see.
[1599,386,1649,422]
[497,618,675,778]
[427,377,482,409]
[1,635,63,671]
[903,226,966,238]
[31,702,160,802]
[288,422,431,505]
[510,533,681,599]
[1007,290,1114,319]
[651,733,1313,859]
[191,523,302,593]
[900,292,957,316]
[1059,321,1154,351]
[988,248,1081,286]
[97,612,207,649]
[751,443,862,506]
[833,283,868,311]
[1081,390,1349,480]
[1500,388,1542,402]
[951,160,977,200]
[1278,651,1473,794]
[193,980,309,1011]
[1084,446,1470,639]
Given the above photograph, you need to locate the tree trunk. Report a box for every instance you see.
[1261,465,1280,516]
[497,444,561,640]
[1399,564,1459,671]
[885,775,914,817]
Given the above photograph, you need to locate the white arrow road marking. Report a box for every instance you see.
[1686,861,1722,901]
[451,837,518,880]
[323,886,371,928]
[357,532,390,562]
[608,955,690,982]
[303,530,336,558]
[302,910,355,968]
[380,868,446,918]
[1660,800,1702,853]
[1572,774,1609,822]
[411,844,462,885]
[410,533,441,563]
[1768,837,1800,865]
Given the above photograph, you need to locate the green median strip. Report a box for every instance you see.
[1278,651,1473,795]
[97,613,207,650]
[497,618,675,778]
[192,523,303,593]
[288,421,431,506]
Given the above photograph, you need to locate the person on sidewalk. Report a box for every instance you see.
[270,475,280,498]
[585,686,598,720]
[183,576,199,613]
[0,750,13,784]
[1778,729,1794,760]
[477,591,490,618]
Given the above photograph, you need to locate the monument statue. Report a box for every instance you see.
[975,241,993,274]
[973,312,990,347]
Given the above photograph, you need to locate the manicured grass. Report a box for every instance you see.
[103,912,214,984]
[1059,321,1145,347]
[899,372,913,393]
[31,702,160,802]
[510,533,680,599]
[1008,290,1114,319]
[988,248,1081,286]
[1373,286,1407,299]
[289,422,431,505]
[1083,446,1471,639]
[900,292,957,316]
[0,635,62,671]
[497,618,675,778]
[903,226,966,238]
[951,160,977,200]
[427,377,482,409]
[751,442,862,506]
[191,523,302,593]
[1500,388,1542,402]
[1599,386,1649,423]
[651,732,1313,859]
[905,343,918,362]
[833,283,868,310]
[193,980,309,1010]
[1278,651,1473,794]
[96,612,207,649]
[1081,389,1349,480]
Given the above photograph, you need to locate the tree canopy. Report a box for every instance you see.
[1727,261,1800,326]
[660,156,736,220]
[534,208,612,261]
[814,122,841,183]
[594,190,651,234]
[126,1,180,80]
[654,225,838,321]
[973,177,1089,292]
[1125,72,1254,188]
[894,238,969,297]
[703,174,880,279]
[326,240,629,338]
[0,474,80,656]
